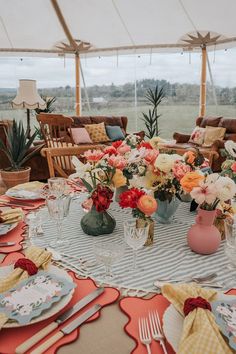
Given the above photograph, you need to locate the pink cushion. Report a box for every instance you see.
[71,128,93,144]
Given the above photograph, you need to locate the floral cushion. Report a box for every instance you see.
[84,122,110,143]
[189,127,206,145]
[203,126,226,147]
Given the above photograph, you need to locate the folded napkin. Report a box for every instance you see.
[0,208,24,224]
[0,246,52,328]
[162,283,233,354]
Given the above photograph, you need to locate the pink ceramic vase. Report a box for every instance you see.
[187,208,221,255]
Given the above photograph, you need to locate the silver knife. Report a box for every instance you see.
[31,304,101,354]
[0,242,16,247]
[15,288,104,354]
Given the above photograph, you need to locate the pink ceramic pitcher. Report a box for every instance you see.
[187,208,221,254]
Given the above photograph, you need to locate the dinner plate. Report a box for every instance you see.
[0,264,75,328]
[162,293,236,352]
[6,182,46,201]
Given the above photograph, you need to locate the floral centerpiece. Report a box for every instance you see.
[119,188,158,245]
[220,141,236,183]
[181,172,236,254]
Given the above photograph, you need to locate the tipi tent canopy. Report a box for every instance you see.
[1,0,236,56]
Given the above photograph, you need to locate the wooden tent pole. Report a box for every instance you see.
[75,53,81,116]
[200,45,207,117]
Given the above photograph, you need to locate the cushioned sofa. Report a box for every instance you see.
[0,115,141,182]
[172,116,236,171]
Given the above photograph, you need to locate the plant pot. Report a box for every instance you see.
[187,208,221,254]
[0,167,31,189]
[80,205,116,236]
[154,197,180,224]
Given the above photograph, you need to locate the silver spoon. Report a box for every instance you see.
[155,272,217,283]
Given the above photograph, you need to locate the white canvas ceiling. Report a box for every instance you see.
[0,0,236,57]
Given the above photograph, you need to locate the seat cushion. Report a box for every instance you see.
[198,116,222,128]
[71,127,93,144]
[203,126,226,147]
[84,122,110,143]
[106,125,125,141]
[90,116,124,128]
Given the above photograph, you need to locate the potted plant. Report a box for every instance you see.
[0,120,42,188]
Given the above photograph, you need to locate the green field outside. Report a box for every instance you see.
[1,104,236,139]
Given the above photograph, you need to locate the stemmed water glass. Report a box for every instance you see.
[48,177,66,198]
[46,194,72,247]
[24,211,44,247]
[124,220,149,272]
[93,241,125,281]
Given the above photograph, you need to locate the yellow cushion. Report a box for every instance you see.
[84,122,110,143]
[203,126,226,147]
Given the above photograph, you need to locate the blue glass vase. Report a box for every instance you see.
[154,197,180,224]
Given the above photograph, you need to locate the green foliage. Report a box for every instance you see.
[141,85,165,139]
[35,96,56,114]
[0,120,42,170]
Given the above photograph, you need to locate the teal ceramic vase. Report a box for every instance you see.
[80,205,116,236]
[154,197,180,224]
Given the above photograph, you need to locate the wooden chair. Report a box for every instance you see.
[36,113,75,148]
[41,146,91,178]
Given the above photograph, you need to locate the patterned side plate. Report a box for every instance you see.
[0,265,75,327]
[212,298,236,351]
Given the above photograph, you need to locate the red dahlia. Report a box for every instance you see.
[119,188,146,209]
[91,184,113,212]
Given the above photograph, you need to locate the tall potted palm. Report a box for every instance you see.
[0,120,42,188]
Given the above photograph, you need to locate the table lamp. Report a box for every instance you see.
[12,79,46,138]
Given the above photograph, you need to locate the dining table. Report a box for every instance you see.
[0,187,235,354]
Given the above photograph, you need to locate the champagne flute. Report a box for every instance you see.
[124,220,149,272]
[46,195,71,247]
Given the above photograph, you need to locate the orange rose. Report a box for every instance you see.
[185,151,196,164]
[180,171,204,193]
[137,195,158,216]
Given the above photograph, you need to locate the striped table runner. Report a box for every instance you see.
[35,199,233,294]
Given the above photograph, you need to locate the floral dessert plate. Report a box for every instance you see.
[162,293,236,352]
[0,265,75,328]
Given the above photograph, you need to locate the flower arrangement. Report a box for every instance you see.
[220,140,236,183]
[91,184,113,212]
[119,187,157,219]
[181,172,236,210]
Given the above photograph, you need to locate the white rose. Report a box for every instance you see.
[215,176,236,201]
[154,154,174,173]
[205,173,220,184]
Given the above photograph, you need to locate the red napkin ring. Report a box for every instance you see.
[183,296,212,316]
[14,258,38,276]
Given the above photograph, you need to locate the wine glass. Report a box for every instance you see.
[93,241,124,281]
[24,212,44,247]
[48,177,66,198]
[46,194,71,247]
[124,220,149,272]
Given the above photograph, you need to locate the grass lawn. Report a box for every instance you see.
[1,104,236,139]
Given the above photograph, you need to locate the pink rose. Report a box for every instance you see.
[173,160,191,180]
[83,149,104,162]
[117,144,131,154]
[231,162,236,172]
[108,155,127,170]
[144,149,159,165]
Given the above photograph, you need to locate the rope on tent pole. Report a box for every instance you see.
[206,51,218,107]
[80,60,91,112]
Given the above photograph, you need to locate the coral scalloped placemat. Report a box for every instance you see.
[0,221,25,254]
[0,252,120,354]
[119,289,236,354]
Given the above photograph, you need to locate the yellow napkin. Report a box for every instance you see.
[162,283,233,354]
[0,208,24,224]
[0,246,52,328]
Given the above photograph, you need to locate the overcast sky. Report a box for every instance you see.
[1,48,236,89]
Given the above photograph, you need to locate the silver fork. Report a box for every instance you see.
[138,317,152,354]
[149,310,168,354]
